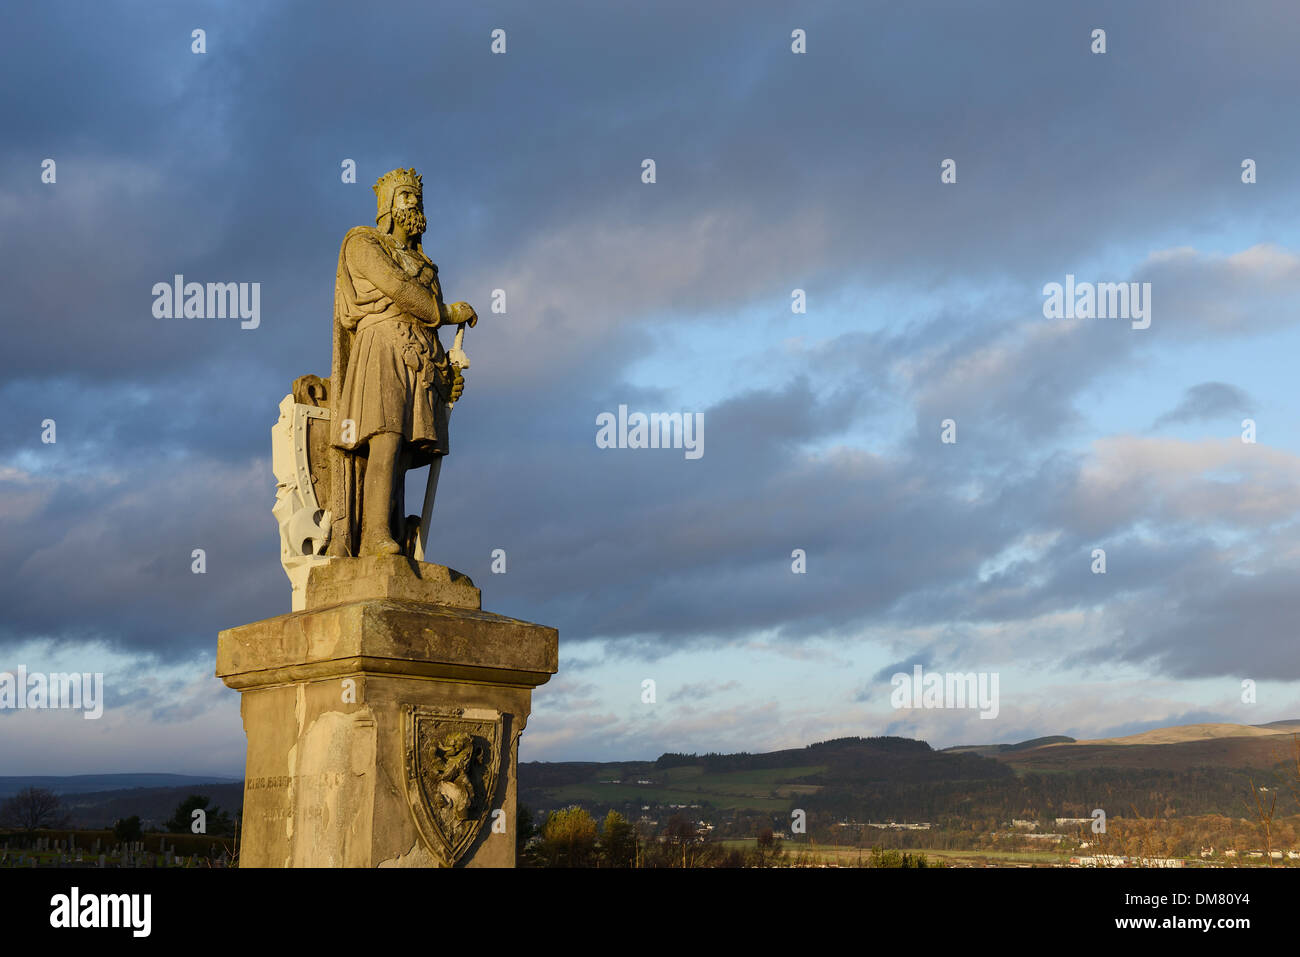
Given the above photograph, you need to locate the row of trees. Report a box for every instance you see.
[519,806,951,867]
[521,807,797,868]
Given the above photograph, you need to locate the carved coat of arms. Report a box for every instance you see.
[403,706,502,865]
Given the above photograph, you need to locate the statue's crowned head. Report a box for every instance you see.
[373,167,426,236]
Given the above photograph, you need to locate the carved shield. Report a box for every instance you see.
[403,706,503,865]
[272,384,335,608]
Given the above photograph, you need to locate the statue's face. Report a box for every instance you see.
[390,187,427,238]
[394,187,421,213]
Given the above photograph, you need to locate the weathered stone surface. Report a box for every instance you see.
[217,597,556,867]
[218,600,553,688]
[304,554,480,611]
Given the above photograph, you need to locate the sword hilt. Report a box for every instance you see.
[446,325,469,410]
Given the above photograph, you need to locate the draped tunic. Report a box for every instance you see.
[330,226,453,466]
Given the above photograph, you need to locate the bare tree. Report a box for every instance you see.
[1248,779,1277,866]
[0,787,67,832]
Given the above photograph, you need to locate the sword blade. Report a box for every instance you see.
[413,454,443,562]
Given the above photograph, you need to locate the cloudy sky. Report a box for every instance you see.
[4,0,1300,776]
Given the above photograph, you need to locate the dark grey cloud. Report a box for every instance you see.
[1152,382,1253,429]
[1112,566,1300,681]
[8,0,1300,386]
[864,653,935,690]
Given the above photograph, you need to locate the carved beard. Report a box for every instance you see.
[392,205,427,236]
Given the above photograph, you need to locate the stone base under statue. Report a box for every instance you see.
[216,556,557,867]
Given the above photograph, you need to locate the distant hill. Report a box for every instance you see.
[997,721,1300,773]
[944,735,1076,757]
[0,774,238,800]
[1001,735,1076,752]
[1075,721,1300,747]
[518,735,1014,816]
[0,775,242,830]
[519,723,1300,822]
[56,783,245,830]
[1254,719,1300,731]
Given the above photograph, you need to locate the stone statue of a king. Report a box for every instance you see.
[271,167,478,605]
[222,165,556,869]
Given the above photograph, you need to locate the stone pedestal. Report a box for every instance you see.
[216,556,557,868]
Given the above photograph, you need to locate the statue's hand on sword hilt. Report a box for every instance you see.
[446,325,469,409]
